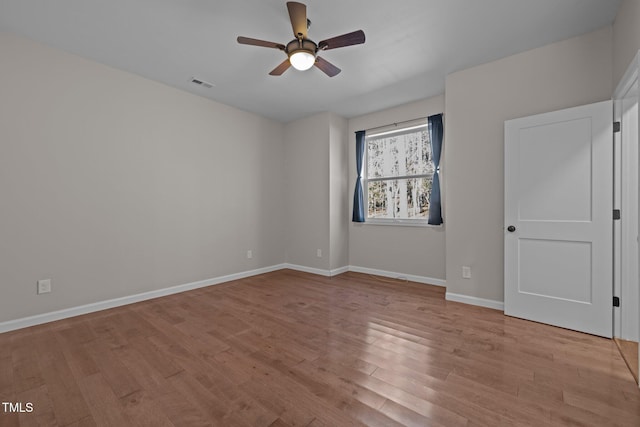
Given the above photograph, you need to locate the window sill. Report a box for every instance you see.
[359,219,444,228]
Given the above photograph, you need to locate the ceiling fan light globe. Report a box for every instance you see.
[289,50,315,71]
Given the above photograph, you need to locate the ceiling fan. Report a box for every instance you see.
[237,1,365,77]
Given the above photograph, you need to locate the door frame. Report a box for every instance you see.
[613,49,640,383]
[613,60,639,341]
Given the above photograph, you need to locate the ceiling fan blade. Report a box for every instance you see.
[314,56,341,77]
[269,59,292,76]
[318,30,365,50]
[287,2,307,38]
[237,36,285,50]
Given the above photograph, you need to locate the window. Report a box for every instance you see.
[365,121,434,224]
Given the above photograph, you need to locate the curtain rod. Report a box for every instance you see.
[363,115,436,134]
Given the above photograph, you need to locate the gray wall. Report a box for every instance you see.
[444,26,613,303]
[283,113,331,270]
[283,112,349,272]
[613,0,640,87]
[1,18,627,324]
[329,113,349,271]
[0,32,285,322]
[348,96,446,281]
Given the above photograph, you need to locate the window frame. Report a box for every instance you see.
[363,121,434,227]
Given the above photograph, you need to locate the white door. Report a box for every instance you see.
[504,100,613,338]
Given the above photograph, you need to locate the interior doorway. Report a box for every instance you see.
[613,49,640,386]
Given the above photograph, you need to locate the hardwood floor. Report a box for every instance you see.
[615,338,639,384]
[1,269,639,426]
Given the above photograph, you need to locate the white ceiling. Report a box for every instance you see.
[0,0,621,123]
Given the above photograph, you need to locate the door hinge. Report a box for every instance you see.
[613,209,621,220]
[613,121,621,133]
[613,296,620,307]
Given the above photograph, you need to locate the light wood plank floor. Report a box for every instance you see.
[1,269,639,426]
[615,338,639,384]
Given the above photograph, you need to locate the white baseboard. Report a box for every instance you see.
[330,266,350,276]
[445,292,504,311]
[284,263,332,277]
[1,262,459,334]
[283,263,350,277]
[0,264,286,334]
[348,265,446,288]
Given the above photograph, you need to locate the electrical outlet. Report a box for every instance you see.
[247,250,253,259]
[37,279,52,294]
[316,249,322,258]
[462,266,471,279]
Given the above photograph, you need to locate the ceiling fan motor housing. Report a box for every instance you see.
[286,39,317,57]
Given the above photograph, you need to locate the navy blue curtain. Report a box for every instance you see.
[428,114,443,225]
[352,130,366,222]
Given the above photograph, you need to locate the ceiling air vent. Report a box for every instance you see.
[190,77,214,89]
